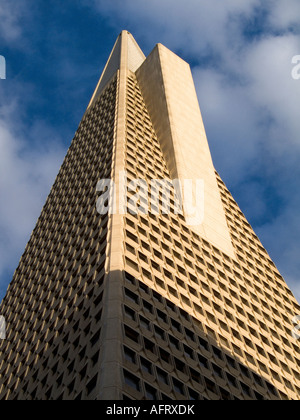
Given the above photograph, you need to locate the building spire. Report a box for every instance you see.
[88,31,145,109]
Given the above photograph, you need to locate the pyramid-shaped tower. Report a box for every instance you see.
[0,31,299,400]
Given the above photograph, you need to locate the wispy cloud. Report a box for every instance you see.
[0,0,24,43]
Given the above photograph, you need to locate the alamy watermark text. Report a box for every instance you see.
[0,316,6,340]
[292,55,300,80]
[0,55,6,80]
[96,171,205,227]
[292,315,300,340]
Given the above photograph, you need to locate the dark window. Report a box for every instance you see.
[125,272,136,285]
[171,319,181,333]
[154,325,165,340]
[166,300,176,312]
[212,346,223,360]
[140,316,151,331]
[124,305,136,321]
[175,358,186,373]
[212,363,223,378]
[124,370,141,392]
[169,335,180,350]
[185,328,195,342]
[184,345,194,359]
[157,309,168,323]
[204,377,218,395]
[86,374,98,395]
[157,368,169,385]
[159,348,171,364]
[145,384,157,400]
[253,373,264,387]
[239,364,251,379]
[198,336,209,351]
[144,338,156,354]
[124,346,136,364]
[153,291,163,303]
[188,388,199,400]
[190,368,201,383]
[90,330,101,347]
[173,378,185,396]
[143,300,154,314]
[198,354,209,369]
[124,325,139,343]
[125,288,139,305]
[219,387,232,400]
[140,283,150,294]
[227,373,238,388]
[241,383,252,397]
[226,355,237,370]
[140,357,152,374]
[254,391,265,400]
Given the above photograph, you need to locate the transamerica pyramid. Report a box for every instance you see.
[0,31,299,400]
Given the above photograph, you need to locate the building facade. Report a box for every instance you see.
[0,31,299,400]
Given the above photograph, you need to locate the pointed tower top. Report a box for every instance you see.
[88,31,146,109]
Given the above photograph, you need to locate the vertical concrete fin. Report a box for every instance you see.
[136,44,235,259]
[88,31,145,109]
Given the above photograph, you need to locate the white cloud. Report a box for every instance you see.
[92,0,261,56]
[267,0,300,31]
[244,34,300,146]
[0,0,23,42]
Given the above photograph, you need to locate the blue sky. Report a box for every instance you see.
[0,0,300,303]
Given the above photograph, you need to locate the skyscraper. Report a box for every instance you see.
[0,31,299,401]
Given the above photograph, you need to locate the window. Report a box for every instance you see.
[157,310,168,324]
[169,335,180,350]
[226,355,237,370]
[157,368,169,385]
[145,384,157,400]
[212,363,223,379]
[198,336,209,351]
[124,347,136,364]
[241,383,252,398]
[188,388,199,400]
[175,358,186,373]
[140,357,152,374]
[124,306,136,321]
[190,368,201,383]
[144,338,156,354]
[212,346,223,360]
[125,289,139,305]
[125,272,136,285]
[253,373,264,387]
[166,301,176,312]
[183,345,194,360]
[198,354,209,369]
[227,373,238,388]
[159,348,171,364]
[124,370,141,392]
[205,378,218,395]
[140,316,151,331]
[239,364,251,379]
[219,387,232,400]
[124,326,139,344]
[173,378,185,396]
[185,328,195,342]
[143,300,154,314]
[153,291,163,303]
[154,325,165,341]
[171,319,181,333]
